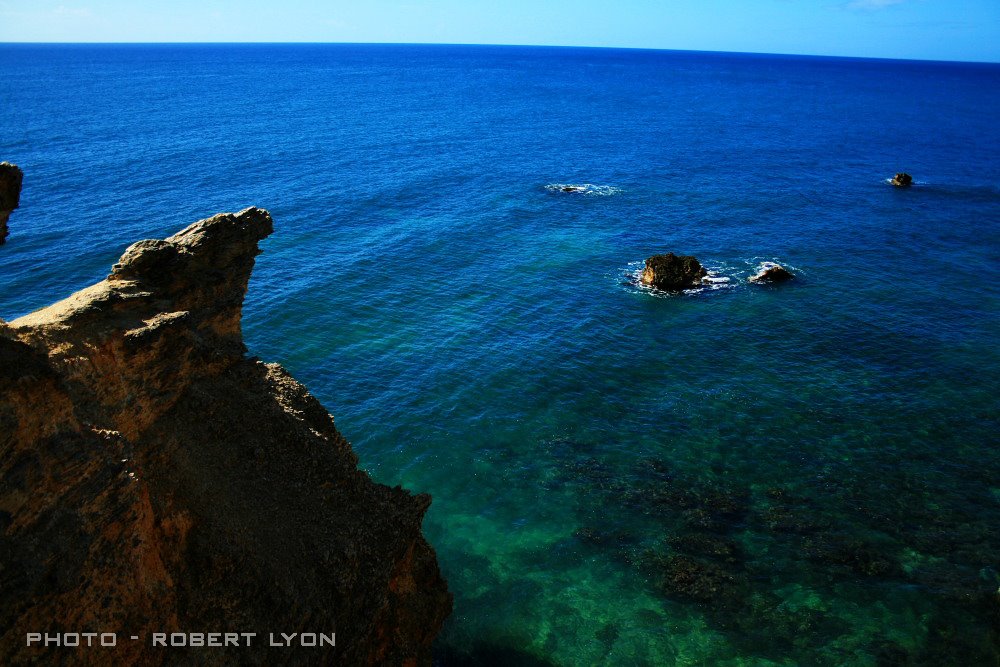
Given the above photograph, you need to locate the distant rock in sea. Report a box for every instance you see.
[544,183,622,196]
[0,195,451,663]
[749,262,794,284]
[0,162,23,245]
[890,173,913,187]
[641,253,708,290]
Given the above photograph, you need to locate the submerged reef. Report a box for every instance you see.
[0,162,22,245]
[0,204,451,664]
[567,455,1000,665]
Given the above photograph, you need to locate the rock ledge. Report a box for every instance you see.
[1,206,451,665]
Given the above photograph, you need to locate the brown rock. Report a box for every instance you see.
[0,162,23,245]
[0,207,451,665]
[890,173,913,187]
[640,253,708,290]
[748,262,794,284]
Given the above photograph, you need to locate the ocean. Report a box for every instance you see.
[1,44,999,665]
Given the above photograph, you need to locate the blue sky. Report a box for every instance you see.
[1,0,997,62]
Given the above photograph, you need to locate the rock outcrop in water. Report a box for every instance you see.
[890,173,913,187]
[640,253,708,290]
[0,162,23,245]
[0,206,451,664]
[748,262,794,284]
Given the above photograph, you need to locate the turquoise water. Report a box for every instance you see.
[1,45,999,665]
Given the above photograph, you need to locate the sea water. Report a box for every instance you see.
[2,44,999,665]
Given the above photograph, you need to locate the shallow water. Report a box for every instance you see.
[2,44,999,665]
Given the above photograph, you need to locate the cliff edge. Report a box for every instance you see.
[0,162,23,245]
[0,207,451,664]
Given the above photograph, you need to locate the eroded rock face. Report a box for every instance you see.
[0,207,451,665]
[748,262,794,284]
[640,253,708,290]
[0,162,23,245]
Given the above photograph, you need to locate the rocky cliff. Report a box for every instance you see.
[0,162,23,245]
[0,207,451,665]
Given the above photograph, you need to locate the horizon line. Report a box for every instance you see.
[0,41,997,65]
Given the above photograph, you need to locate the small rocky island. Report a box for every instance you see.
[0,199,451,664]
[641,253,708,290]
[890,172,913,187]
[748,262,794,284]
[0,161,23,245]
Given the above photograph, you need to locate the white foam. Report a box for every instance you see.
[746,257,799,272]
[620,261,735,297]
[545,183,623,196]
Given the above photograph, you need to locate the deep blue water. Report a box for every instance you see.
[2,44,1000,665]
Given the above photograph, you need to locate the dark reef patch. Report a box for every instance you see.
[549,451,1000,664]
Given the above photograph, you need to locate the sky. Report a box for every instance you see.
[0,0,998,63]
